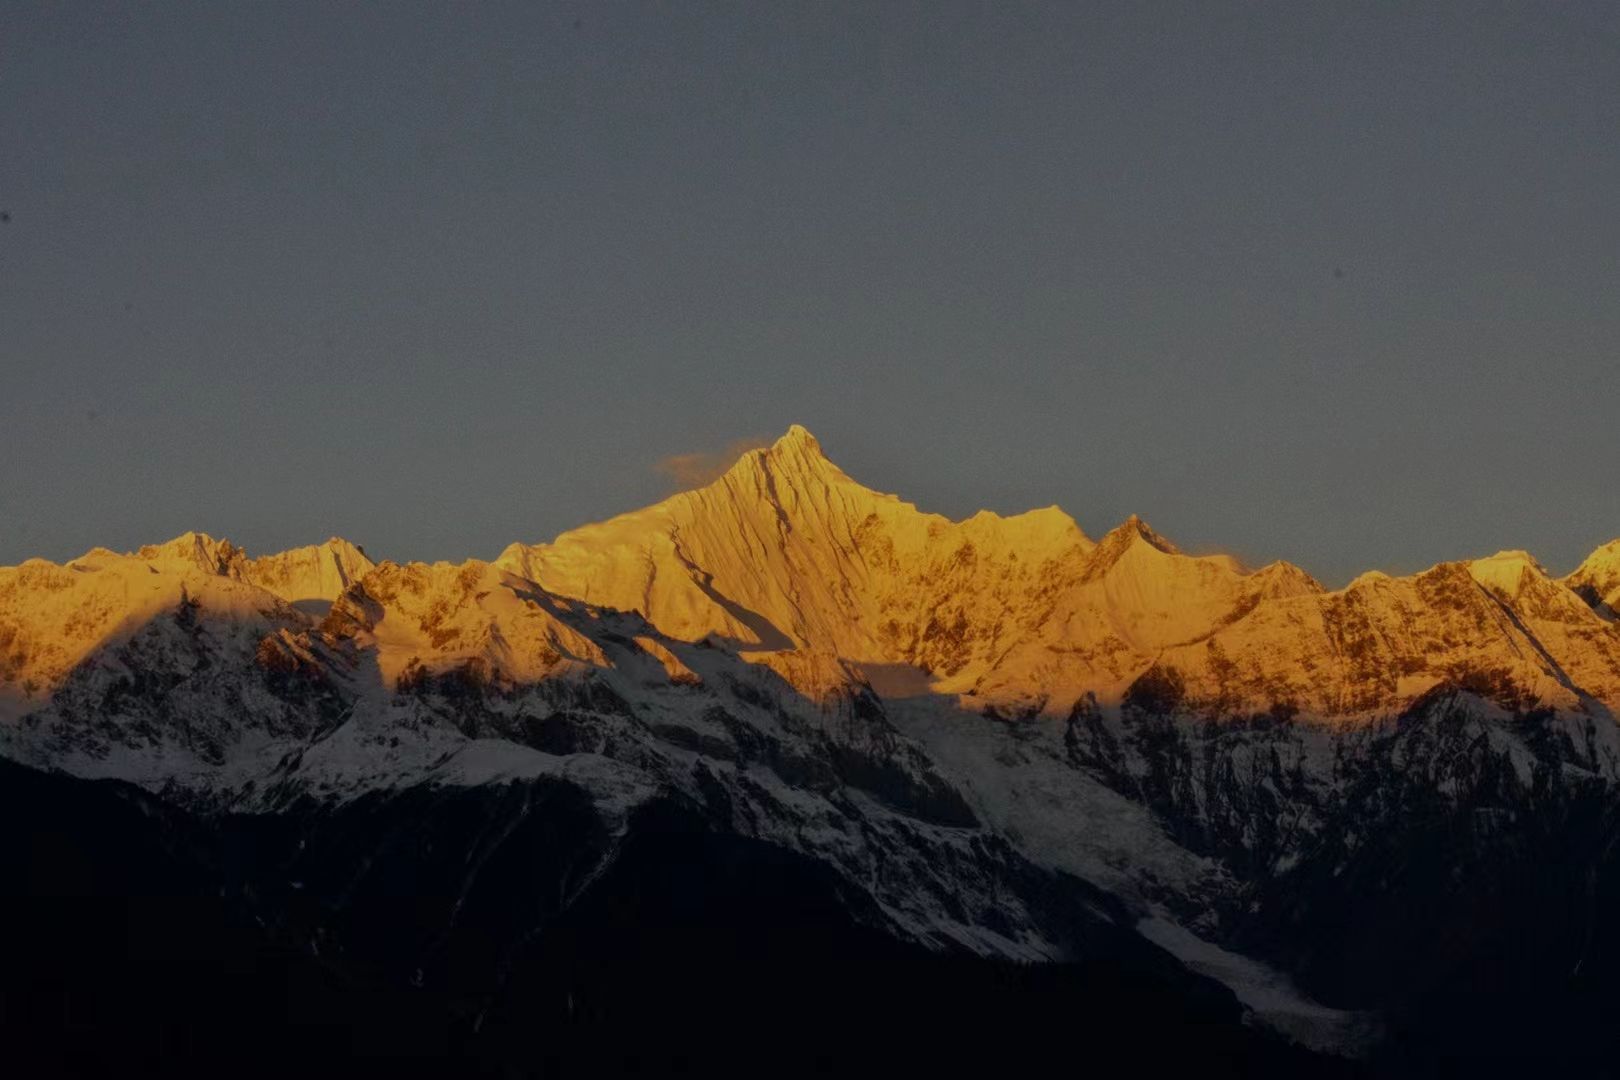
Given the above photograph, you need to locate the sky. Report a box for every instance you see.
[2,2,1617,585]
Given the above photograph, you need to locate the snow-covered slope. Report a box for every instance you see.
[1,536,1075,958]
[497,426,1620,722]
[1567,539,1620,617]
[1149,553,1620,718]
[0,535,302,723]
[496,426,1096,671]
[4,426,1620,1060]
[243,537,375,614]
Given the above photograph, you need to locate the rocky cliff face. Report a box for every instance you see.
[5,426,1620,1069]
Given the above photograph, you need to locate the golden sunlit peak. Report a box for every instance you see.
[1475,549,1546,571]
[777,422,816,441]
[1575,538,1620,571]
[718,424,840,489]
[769,423,825,457]
[1112,514,1180,555]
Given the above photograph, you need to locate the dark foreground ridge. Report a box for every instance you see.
[2,758,1335,1078]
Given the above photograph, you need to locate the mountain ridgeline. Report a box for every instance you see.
[5,426,1620,1073]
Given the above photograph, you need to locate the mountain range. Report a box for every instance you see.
[6,426,1620,1074]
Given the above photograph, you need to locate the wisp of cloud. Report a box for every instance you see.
[654,436,771,492]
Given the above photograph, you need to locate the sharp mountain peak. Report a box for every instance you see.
[714,423,844,491]
[7,428,1620,720]
[1117,513,1180,554]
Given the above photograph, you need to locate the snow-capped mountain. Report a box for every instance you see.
[498,425,1620,720]
[243,536,376,614]
[6,425,1620,1072]
[1566,539,1620,617]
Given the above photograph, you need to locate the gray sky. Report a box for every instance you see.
[2,2,1617,585]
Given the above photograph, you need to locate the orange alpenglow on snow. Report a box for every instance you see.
[4,426,1619,724]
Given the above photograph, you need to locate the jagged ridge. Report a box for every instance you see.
[4,425,1620,1061]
